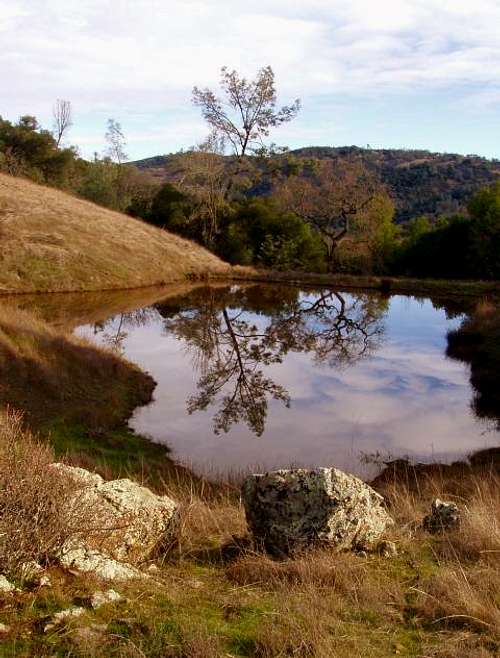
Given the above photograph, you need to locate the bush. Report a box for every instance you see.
[217,198,326,271]
[0,410,91,579]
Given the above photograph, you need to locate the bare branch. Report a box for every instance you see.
[52,99,72,147]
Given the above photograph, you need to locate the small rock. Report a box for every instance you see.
[146,564,160,574]
[90,589,122,610]
[423,498,460,533]
[0,575,15,593]
[0,623,11,634]
[243,467,393,556]
[44,607,85,632]
[58,544,147,581]
[378,540,398,558]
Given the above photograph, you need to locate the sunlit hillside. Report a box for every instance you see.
[0,174,229,293]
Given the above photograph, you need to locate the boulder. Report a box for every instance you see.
[423,498,460,533]
[242,467,393,556]
[51,463,179,564]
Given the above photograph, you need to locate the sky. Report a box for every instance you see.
[2,0,500,160]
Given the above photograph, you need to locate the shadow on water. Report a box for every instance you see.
[447,301,500,431]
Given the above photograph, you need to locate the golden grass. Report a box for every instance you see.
[0,173,229,294]
[0,450,499,656]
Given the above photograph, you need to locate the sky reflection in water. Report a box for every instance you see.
[77,286,499,478]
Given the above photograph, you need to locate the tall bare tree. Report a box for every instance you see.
[192,66,300,160]
[52,99,72,147]
[105,118,127,164]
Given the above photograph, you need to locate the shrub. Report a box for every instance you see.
[0,409,90,579]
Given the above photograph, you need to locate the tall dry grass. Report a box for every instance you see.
[0,409,93,580]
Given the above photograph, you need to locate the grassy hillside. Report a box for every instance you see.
[0,173,229,294]
[133,146,500,223]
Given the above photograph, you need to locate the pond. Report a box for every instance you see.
[65,283,499,479]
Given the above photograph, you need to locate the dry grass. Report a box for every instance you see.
[0,173,229,294]
[0,450,499,656]
[0,410,93,580]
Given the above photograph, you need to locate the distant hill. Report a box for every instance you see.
[0,174,228,293]
[132,146,500,223]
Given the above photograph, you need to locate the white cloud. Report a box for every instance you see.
[1,0,500,155]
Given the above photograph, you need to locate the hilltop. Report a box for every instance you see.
[132,146,500,223]
[0,174,229,294]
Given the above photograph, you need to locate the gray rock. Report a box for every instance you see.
[51,463,179,564]
[242,467,393,556]
[423,498,460,533]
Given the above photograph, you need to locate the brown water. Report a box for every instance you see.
[68,283,499,478]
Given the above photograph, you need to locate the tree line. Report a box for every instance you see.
[1,68,499,280]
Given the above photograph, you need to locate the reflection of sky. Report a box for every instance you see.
[77,293,499,478]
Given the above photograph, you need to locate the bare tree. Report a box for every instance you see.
[276,158,383,271]
[192,66,300,160]
[105,118,127,164]
[52,99,72,147]
[173,132,231,247]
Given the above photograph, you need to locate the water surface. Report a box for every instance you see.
[73,284,499,478]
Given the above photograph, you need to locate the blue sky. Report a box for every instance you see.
[2,0,500,160]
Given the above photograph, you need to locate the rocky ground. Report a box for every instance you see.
[0,412,498,658]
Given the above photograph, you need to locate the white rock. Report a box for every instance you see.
[0,575,15,593]
[243,467,393,556]
[58,544,146,582]
[0,623,10,634]
[51,464,179,564]
[90,589,122,609]
[50,463,104,488]
[44,607,85,632]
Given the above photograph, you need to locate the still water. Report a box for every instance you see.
[75,284,498,478]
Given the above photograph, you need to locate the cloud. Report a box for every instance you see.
[1,1,500,156]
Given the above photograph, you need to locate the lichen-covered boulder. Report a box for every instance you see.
[242,467,393,556]
[423,498,460,533]
[51,464,179,565]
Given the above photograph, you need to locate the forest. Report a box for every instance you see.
[1,67,499,280]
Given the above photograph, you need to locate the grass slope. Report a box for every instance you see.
[0,173,229,294]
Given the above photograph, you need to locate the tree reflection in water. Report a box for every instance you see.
[157,285,388,436]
